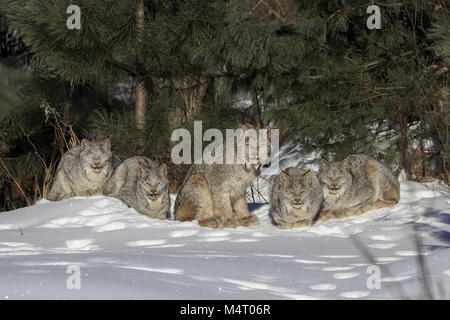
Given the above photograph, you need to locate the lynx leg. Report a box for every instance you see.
[209,193,237,228]
[175,201,196,222]
[365,160,381,202]
[174,175,220,228]
[275,220,295,229]
[47,173,73,201]
[232,197,259,227]
[292,220,313,228]
[365,160,399,205]
[47,184,62,201]
[381,188,399,204]
[318,208,350,221]
[104,164,127,197]
[359,200,397,214]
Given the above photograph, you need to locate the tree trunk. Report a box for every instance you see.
[135,0,147,130]
[135,77,148,129]
[397,112,410,179]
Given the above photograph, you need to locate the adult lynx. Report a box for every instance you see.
[174,124,271,228]
[270,168,323,229]
[104,156,170,219]
[48,139,114,201]
[318,154,399,220]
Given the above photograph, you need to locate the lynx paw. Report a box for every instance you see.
[293,220,313,228]
[198,218,220,229]
[276,221,294,229]
[276,220,311,229]
[198,217,237,229]
[318,209,349,221]
[382,189,400,204]
[235,214,259,227]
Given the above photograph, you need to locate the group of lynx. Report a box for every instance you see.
[270,154,400,229]
[48,139,170,219]
[47,127,399,229]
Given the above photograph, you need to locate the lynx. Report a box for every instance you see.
[318,154,400,221]
[104,156,170,219]
[174,124,271,228]
[270,168,323,229]
[47,139,114,201]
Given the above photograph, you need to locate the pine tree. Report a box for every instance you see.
[1,0,307,125]
[264,0,449,181]
[1,0,448,211]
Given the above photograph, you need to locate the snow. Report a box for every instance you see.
[0,145,449,299]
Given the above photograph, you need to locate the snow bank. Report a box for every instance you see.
[0,146,449,299]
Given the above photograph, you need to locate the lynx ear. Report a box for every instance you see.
[319,159,329,172]
[341,159,351,173]
[80,139,91,151]
[302,170,313,186]
[157,163,168,178]
[137,165,147,179]
[102,138,111,150]
[279,170,291,186]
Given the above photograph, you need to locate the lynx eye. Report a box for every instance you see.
[337,176,342,181]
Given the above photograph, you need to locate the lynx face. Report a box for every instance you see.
[278,168,315,218]
[319,159,352,200]
[80,139,113,178]
[137,164,169,202]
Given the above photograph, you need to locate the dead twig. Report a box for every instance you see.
[0,157,31,207]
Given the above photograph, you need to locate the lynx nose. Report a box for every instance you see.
[150,188,157,193]
[293,196,302,203]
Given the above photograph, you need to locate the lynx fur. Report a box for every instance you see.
[270,168,323,229]
[318,154,400,221]
[174,124,271,228]
[47,139,114,201]
[104,156,170,219]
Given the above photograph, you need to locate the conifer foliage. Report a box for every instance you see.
[0,1,448,210]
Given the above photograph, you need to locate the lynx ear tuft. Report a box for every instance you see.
[319,159,329,172]
[157,163,168,178]
[102,138,111,150]
[137,165,147,179]
[341,159,351,173]
[279,170,291,186]
[302,170,313,186]
[80,139,90,151]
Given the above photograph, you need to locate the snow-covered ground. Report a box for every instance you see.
[0,145,449,299]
